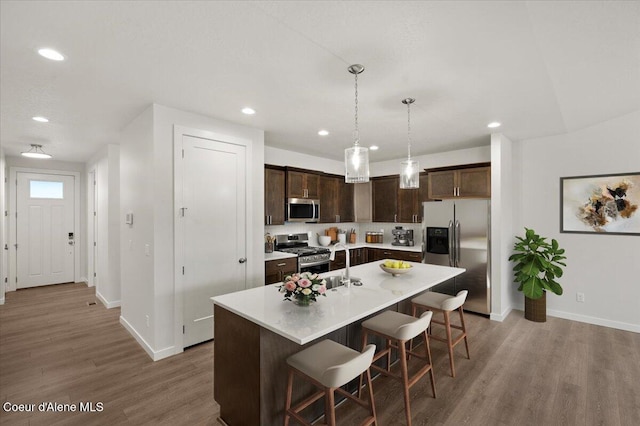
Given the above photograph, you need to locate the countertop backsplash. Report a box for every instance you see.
[265,222,421,246]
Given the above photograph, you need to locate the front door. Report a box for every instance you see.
[16,172,75,288]
[181,134,247,347]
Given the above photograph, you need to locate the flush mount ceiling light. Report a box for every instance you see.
[344,64,369,183]
[399,98,419,189]
[318,130,329,136]
[38,48,65,61]
[32,116,49,123]
[21,144,52,159]
[241,107,256,115]
[369,145,379,151]
[487,121,501,128]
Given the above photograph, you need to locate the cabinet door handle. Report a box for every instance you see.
[394,214,397,223]
[277,262,286,267]
[453,187,456,197]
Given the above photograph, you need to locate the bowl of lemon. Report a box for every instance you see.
[379,259,413,277]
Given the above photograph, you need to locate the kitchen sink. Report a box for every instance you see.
[323,275,362,289]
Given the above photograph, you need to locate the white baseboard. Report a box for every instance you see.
[96,290,121,309]
[0,297,4,305]
[490,305,512,322]
[78,277,89,285]
[119,315,178,361]
[512,302,639,333]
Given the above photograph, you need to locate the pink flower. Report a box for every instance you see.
[285,281,297,292]
[298,278,312,288]
[292,275,299,282]
[317,285,327,295]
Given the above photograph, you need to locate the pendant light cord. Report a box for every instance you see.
[407,100,412,160]
[354,71,359,147]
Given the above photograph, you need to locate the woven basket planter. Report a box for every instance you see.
[524,291,546,322]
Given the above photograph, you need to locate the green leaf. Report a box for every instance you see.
[522,277,544,299]
[547,280,563,296]
[525,228,535,240]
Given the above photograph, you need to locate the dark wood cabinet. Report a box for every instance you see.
[330,251,346,271]
[264,166,285,225]
[372,176,398,222]
[287,169,320,199]
[320,174,355,223]
[367,248,422,263]
[265,257,298,285]
[373,176,421,223]
[350,247,366,266]
[418,173,430,202]
[428,166,491,199]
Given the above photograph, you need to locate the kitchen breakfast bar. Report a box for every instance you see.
[211,261,465,426]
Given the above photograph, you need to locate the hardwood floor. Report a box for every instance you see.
[1,283,639,425]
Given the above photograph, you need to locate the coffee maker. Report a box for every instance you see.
[391,227,414,246]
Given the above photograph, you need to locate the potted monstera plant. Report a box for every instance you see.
[509,228,567,322]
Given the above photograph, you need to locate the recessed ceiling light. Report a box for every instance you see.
[32,116,49,123]
[318,130,329,136]
[241,107,256,115]
[38,48,65,61]
[487,122,501,128]
[369,145,379,151]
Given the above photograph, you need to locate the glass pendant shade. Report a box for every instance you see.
[399,158,419,189]
[345,145,370,183]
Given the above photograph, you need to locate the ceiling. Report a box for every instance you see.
[1,1,639,163]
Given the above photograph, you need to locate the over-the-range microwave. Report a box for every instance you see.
[287,198,320,222]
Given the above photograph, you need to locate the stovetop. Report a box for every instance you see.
[278,246,331,256]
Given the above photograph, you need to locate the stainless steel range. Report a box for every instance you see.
[275,233,331,274]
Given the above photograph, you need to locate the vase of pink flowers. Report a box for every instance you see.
[278,272,327,306]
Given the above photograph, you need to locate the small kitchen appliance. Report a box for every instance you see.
[391,227,414,246]
[275,233,331,274]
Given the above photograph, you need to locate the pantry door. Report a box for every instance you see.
[179,133,247,348]
[16,172,76,288]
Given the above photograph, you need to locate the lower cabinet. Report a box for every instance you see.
[265,258,297,285]
[367,248,422,262]
[330,251,346,271]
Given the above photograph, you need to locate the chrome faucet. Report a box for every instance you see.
[330,243,350,288]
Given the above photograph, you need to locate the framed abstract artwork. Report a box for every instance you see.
[560,172,640,235]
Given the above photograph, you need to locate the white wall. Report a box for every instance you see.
[371,146,490,176]
[265,146,344,175]
[515,110,640,332]
[86,144,120,308]
[4,156,88,287]
[0,148,5,304]
[120,104,264,360]
[490,133,517,321]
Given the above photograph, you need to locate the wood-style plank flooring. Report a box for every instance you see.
[1,283,639,425]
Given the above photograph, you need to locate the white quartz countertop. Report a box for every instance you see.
[264,251,298,261]
[212,261,464,345]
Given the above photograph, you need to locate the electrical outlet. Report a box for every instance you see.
[145,315,150,327]
[576,292,585,303]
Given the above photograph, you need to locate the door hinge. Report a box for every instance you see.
[14,243,18,249]
[94,241,97,246]
[4,277,6,283]
[182,266,185,275]
[15,277,18,283]
[94,211,96,216]
[94,272,97,277]
[182,325,185,334]
[182,149,184,158]
[179,207,187,217]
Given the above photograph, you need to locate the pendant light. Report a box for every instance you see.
[21,144,52,159]
[399,98,419,189]
[344,64,370,183]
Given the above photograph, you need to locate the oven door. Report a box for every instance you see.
[300,260,330,275]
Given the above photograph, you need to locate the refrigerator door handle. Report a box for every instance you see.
[448,220,454,267]
[455,220,461,267]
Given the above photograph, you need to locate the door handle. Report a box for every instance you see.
[238,258,247,264]
[68,241,75,246]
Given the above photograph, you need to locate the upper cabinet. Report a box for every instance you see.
[372,175,424,223]
[319,174,354,223]
[427,164,491,199]
[264,166,285,225]
[287,169,320,199]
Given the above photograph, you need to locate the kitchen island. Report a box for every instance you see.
[211,261,465,426]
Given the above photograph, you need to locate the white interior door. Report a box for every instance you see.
[16,173,75,288]
[182,135,247,347]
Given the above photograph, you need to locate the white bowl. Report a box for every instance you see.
[318,236,331,246]
[379,261,412,277]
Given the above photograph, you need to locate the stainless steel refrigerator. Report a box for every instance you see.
[421,199,491,315]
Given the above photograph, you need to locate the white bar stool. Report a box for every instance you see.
[411,290,469,378]
[284,339,377,426]
[359,310,436,426]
